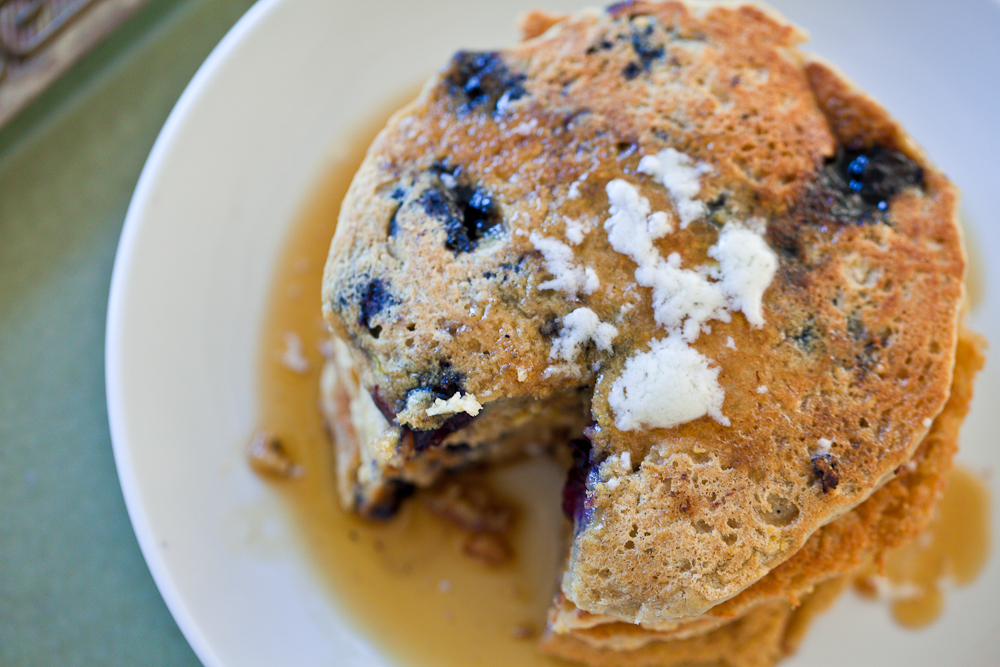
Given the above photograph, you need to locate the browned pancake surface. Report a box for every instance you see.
[543,329,983,658]
[322,1,965,621]
[541,576,850,667]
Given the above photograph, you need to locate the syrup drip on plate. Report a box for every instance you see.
[961,210,985,313]
[856,465,991,628]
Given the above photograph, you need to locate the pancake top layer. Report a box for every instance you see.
[322,0,964,622]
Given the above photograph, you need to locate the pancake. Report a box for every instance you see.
[540,575,851,667]
[321,0,966,628]
[540,328,983,659]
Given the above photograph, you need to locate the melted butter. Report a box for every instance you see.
[857,465,991,628]
[257,89,570,667]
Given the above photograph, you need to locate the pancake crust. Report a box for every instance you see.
[541,575,850,667]
[322,1,966,622]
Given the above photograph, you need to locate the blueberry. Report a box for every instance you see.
[404,367,474,453]
[809,146,924,224]
[623,62,642,80]
[444,51,527,118]
[418,169,503,253]
[562,438,593,522]
[606,0,637,15]
[387,186,408,236]
[357,278,394,336]
[620,16,664,80]
[811,454,840,493]
[847,155,869,176]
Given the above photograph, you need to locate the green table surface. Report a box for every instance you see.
[0,1,256,664]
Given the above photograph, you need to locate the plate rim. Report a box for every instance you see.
[105,1,283,665]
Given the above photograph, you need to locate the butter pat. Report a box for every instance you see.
[609,333,729,431]
[550,307,619,362]
[530,232,600,296]
[637,147,712,228]
[426,392,483,417]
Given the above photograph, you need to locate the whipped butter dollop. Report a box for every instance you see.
[425,392,483,417]
[609,333,729,431]
[637,147,713,228]
[549,307,619,363]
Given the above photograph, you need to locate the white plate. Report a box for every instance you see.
[106,1,1000,665]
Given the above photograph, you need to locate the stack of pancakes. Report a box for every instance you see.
[317,2,984,665]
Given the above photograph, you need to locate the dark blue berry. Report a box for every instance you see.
[847,155,869,176]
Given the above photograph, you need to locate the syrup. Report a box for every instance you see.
[256,88,569,667]
[856,465,991,628]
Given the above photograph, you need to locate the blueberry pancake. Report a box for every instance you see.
[320,0,972,649]
[540,328,982,665]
